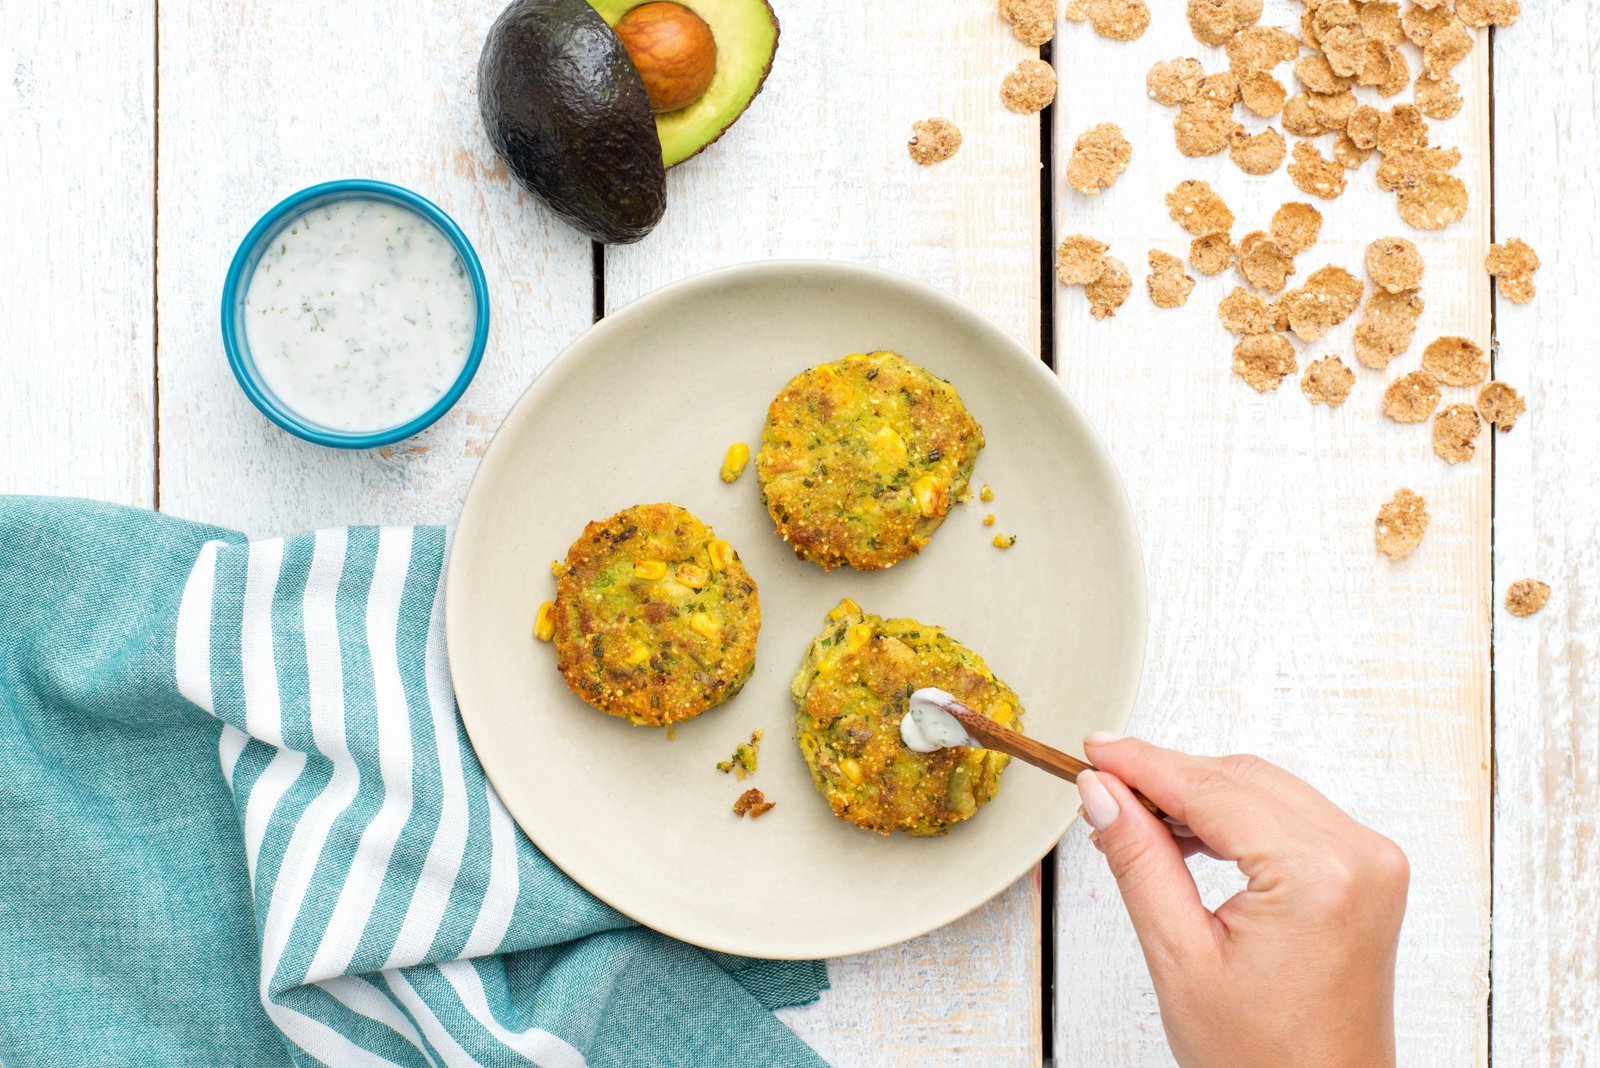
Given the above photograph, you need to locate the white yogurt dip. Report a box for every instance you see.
[900,687,977,753]
[244,198,476,432]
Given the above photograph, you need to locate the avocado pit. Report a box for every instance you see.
[614,2,718,113]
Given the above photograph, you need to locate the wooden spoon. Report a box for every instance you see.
[931,694,1165,820]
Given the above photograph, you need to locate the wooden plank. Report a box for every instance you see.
[0,2,154,506]
[1051,4,1492,1064]
[1489,6,1600,1063]
[601,4,1044,1063]
[155,0,594,535]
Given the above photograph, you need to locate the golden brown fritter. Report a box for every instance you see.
[552,502,759,726]
[791,603,1021,836]
[756,351,984,571]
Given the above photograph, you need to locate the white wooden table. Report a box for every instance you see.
[4,2,1594,1064]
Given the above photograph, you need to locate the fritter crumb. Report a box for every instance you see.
[733,788,776,818]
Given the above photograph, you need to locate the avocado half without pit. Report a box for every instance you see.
[478,0,779,244]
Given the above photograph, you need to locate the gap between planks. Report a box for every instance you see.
[1037,35,1059,1068]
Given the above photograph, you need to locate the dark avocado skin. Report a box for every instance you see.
[479,0,666,244]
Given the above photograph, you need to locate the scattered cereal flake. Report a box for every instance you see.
[1376,104,1430,154]
[1423,21,1473,79]
[1174,101,1241,157]
[1191,230,1237,275]
[1350,36,1398,87]
[1375,146,1462,192]
[908,118,961,165]
[1240,236,1296,294]
[1283,265,1363,341]
[732,788,776,818]
[1086,0,1151,40]
[1002,59,1058,114]
[1415,72,1463,120]
[1067,123,1133,195]
[1360,1,1405,44]
[1199,71,1244,108]
[1456,0,1519,29]
[1302,355,1356,407]
[1354,288,1425,369]
[1486,238,1540,304]
[1347,104,1382,149]
[1432,403,1482,463]
[1366,236,1424,293]
[1239,71,1288,118]
[1147,250,1196,308]
[1289,141,1347,200]
[1383,370,1443,423]
[1218,286,1278,334]
[1401,2,1456,46]
[1477,381,1526,431]
[1334,130,1373,170]
[1281,93,1326,138]
[1186,0,1263,46]
[1226,26,1300,73]
[1232,333,1297,391]
[1270,201,1323,255]
[1398,171,1468,230]
[1055,234,1110,285]
[1085,255,1132,318]
[1064,0,1089,20]
[998,0,1057,46]
[1307,89,1359,130]
[1295,55,1351,96]
[1421,335,1489,386]
[1319,25,1368,79]
[1505,578,1550,617]
[1229,126,1287,174]
[1148,58,1205,106]
[1375,488,1429,559]
[1376,46,1413,98]
[1166,180,1235,236]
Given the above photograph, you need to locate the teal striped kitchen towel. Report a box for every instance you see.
[0,497,826,1067]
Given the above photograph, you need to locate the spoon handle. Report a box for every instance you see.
[943,702,1165,819]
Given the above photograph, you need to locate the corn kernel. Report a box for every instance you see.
[633,559,668,580]
[817,658,838,678]
[839,758,863,783]
[625,643,652,666]
[719,442,750,483]
[827,596,862,622]
[991,701,1015,728]
[533,601,556,642]
[706,539,734,572]
[676,563,709,588]
[979,484,995,502]
[992,533,1018,550]
[983,513,996,526]
[874,426,908,465]
[846,622,873,651]
[912,475,949,518]
[690,612,720,639]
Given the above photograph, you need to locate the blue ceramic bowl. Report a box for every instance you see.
[220,179,490,449]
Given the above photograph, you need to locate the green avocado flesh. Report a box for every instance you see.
[479,0,667,244]
[589,0,779,168]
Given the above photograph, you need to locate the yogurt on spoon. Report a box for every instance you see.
[899,687,978,752]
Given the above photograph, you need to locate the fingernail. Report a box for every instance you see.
[1077,769,1121,831]
[1084,730,1123,747]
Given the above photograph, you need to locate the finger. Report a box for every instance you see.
[1079,769,1216,963]
[1084,735,1322,861]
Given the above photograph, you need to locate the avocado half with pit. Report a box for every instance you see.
[478,0,779,244]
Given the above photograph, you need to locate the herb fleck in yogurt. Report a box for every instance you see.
[244,198,476,433]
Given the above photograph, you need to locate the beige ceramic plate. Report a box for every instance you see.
[447,261,1145,959]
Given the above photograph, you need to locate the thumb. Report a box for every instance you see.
[1078,769,1215,964]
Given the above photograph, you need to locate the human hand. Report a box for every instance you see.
[1075,735,1409,1068]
